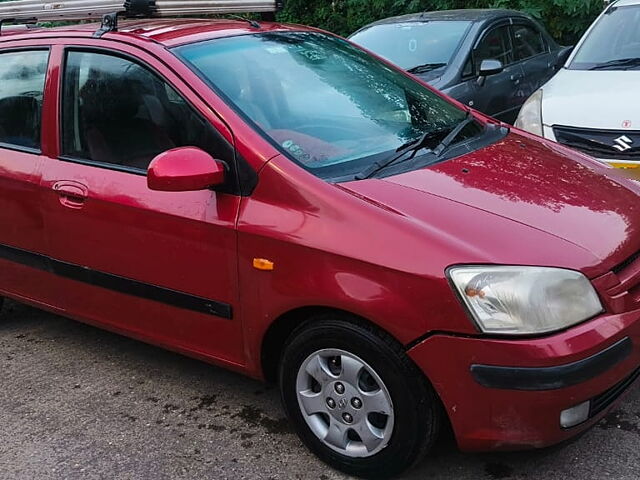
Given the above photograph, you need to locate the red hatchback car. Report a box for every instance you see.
[0,9,639,479]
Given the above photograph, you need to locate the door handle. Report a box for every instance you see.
[52,181,88,209]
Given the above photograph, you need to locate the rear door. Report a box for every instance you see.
[511,20,555,100]
[40,43,245,365]
[460,22,525,123]
[0,47,61,306]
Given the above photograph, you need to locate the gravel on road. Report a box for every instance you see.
[1,300,638,480]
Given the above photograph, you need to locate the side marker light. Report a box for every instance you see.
[253,258,275,271]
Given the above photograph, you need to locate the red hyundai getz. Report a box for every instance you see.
[0,17,639,479]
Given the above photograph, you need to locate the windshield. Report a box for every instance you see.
[175,31,468,180]
[349,21,471,71]
[570,5,640,70]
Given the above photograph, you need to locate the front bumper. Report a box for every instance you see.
[408,309,640,451]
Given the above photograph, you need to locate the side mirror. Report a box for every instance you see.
[479,59,504,77]
[556,46,574,69]
[148,147,226,192]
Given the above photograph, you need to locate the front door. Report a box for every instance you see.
[463,24,526,123]
[40,45,244,365]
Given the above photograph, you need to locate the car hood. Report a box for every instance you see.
[339,132,640,275]
[542,68,640,129]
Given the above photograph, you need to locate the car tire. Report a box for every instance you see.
[279,314,440,479]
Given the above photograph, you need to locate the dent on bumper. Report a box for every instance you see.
[408,310,640,451]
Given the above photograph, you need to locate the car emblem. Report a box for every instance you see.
[622,120,632,129]
[338,398,348,409]
[613,135,634,152]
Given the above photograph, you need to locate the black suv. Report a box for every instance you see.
[350,9,572,123]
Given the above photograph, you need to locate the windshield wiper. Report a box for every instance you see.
[432,113,476,158]
[355,112,474,180]
[407,62,447,74]
[589,57,640,70]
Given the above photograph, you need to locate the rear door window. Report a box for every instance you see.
[0,50,49,151]
[512,24,547,60]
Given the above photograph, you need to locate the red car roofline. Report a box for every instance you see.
[0,19,321,48]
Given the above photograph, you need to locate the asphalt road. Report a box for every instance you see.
[1,299,638,480]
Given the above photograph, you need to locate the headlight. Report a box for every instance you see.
[515,89,544,136]
[448,266,603,335]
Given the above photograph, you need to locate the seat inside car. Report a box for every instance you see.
[0,96,40,149]
[79,75,175,169]
[212,65,277,129]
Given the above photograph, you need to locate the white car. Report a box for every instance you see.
[516,0,640,168]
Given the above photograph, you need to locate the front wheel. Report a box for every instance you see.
[279,315,440,478]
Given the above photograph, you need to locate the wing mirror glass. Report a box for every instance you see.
[147,147,226,192]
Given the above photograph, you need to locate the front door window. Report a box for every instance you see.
[61,51,233,174]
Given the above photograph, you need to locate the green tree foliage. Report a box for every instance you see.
[277,0,606,44]
[0,0,605,45]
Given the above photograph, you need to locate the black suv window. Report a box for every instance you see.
[474,26,514,71]
[0,50,49,151]
[61,51,232,173]
[513,24,546,60]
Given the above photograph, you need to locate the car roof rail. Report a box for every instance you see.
[0,0,284,37]
[0,17,38,34]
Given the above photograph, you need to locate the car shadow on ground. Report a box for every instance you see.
[0,300,638,480]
